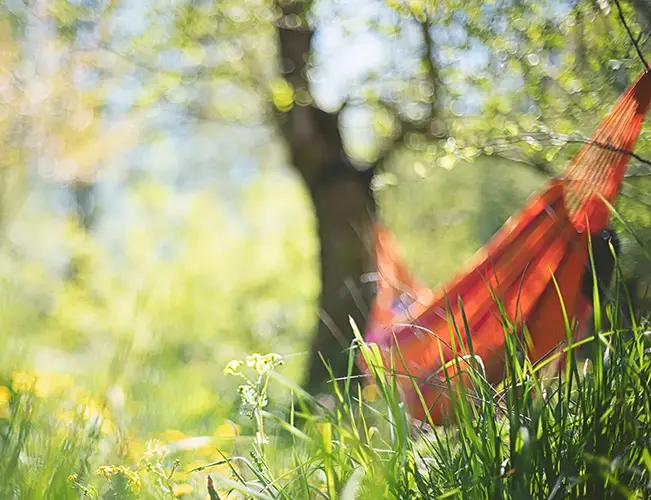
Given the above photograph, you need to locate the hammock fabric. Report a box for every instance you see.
[360,71,651,425]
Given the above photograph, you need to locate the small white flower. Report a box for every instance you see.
[255,431,268,446]
[224,360,243,376]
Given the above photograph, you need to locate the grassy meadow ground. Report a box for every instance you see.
[2,287,651,499]
[1,161,650,499]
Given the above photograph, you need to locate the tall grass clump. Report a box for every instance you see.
[194,248,651,499]
[1,242,651,499]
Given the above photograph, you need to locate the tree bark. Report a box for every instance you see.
[305,160,375,393]
[275,5,376,394]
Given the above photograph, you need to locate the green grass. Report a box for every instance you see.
[1,197,650,499]
[2,263,651,499]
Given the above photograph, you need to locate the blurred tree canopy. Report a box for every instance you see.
[0,0,650,407]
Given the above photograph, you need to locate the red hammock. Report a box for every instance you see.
[360,71,651,425]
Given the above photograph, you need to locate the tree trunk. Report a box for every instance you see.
[305,160,375,394]
[275,6,377,394]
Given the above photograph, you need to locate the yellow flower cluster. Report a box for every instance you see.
[11,370,73,397]
[224,353,284,377]
[246,353,284,376]
[5,371,115,435]
[96,465,142,493]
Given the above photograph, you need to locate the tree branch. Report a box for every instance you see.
[478,132,651,169]
[273,1,350,187]
[613,0,650,70]
[418,15,441,122]
[366,12,445,172]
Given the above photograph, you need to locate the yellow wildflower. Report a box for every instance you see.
[245,353,283,375]
[79,398,104,420]
[95,465,141,493]
[34,372,73,397]
[96,465,113,479]
[223,359,243,376]
[0,385,10,404]
[10,371,73,397]
[214,420,241,438]
[101,418,114,435]
[172,483,194,497]
[160,429,188,443]
[197,444,217,457]
[0,386,10,419]
[127,438,146,462]
[11,371,37,393]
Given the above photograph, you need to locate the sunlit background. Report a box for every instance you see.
[0,0,650,497]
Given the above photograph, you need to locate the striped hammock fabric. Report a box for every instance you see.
[360,71,651,425]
